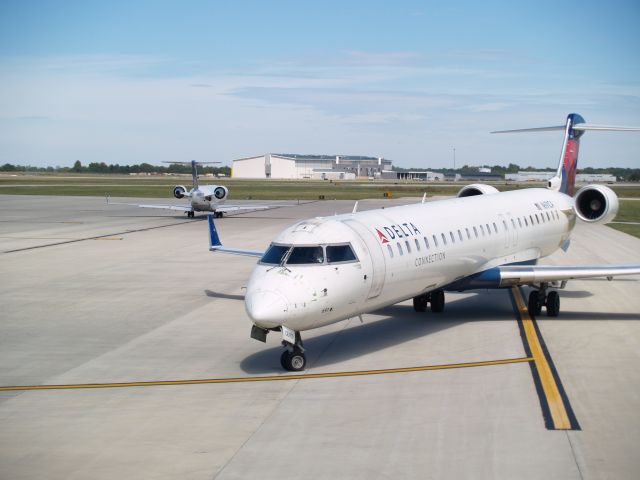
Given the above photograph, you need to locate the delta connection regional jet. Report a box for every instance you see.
[108,160,274,218]
[208,114,640,371]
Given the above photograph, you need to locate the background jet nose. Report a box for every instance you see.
[245,290,288,328]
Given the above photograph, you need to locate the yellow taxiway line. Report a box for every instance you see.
[0,357,533,392]
[511,287,572,430]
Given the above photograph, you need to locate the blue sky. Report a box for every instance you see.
[1,0,639,169]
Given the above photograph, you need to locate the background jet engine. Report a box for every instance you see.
[173,185,187,199]
[457,184,500,198]
[213,186,228,200]
[573,184,619,224]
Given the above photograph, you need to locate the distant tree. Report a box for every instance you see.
[73,160,82,172]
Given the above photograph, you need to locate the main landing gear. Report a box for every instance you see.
[280,330,306,372]
[413,289,445,313]
[186,211,195,218]
[214,211,224,218]
[527,283,560,318]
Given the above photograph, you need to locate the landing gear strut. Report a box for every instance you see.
[214,211,224,218]
[527,283,560,318]
[413,290,445,313]
[280,331,306,371]
[186,211,195,218]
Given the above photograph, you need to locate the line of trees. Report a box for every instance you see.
[0,161,232,176]
[393,163,640,181]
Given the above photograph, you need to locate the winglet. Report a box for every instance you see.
[208,214,222,250]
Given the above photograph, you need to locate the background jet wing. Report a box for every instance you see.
[497,264,640,286]
[107,198,193,212]
[215,204,280,213]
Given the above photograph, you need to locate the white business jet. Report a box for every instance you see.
[208,114,640,371]
[108,160,273,218]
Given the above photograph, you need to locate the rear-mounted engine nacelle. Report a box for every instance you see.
[213,186,228,200]
[457,184,499,198]
[173,185,187,199]
[574,184,619,224]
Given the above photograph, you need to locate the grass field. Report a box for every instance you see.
[1,173,639,238]
[2,173,639,199]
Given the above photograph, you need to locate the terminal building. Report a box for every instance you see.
[231,154,393,180]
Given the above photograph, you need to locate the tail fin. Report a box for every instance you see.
[492,113,640,196]
[161,160,221,191]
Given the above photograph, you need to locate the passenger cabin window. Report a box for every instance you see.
[450,231,455,243]
[405,240,412,253]
[479,225,485,236]
[518,218,522,228]
[493,222,498,233]
[387,244,394,258]
[458,229,463,241]
[326,244,357,263]
[433,235,439,247]
[546,212,551,221]
[441,233,447,245]
[465,228,471,240]
[473,226,478,238]
[424,236,430,249]
[415,238,420,251]
[287,246,324,264]
[260,244,290,265]
[397,242,403,255]
[486,224,491,235]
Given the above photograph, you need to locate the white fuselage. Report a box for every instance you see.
[189,186,227,212]
[244,189,575,332]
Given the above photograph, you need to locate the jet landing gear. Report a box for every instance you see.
[186,211,195,218]
[280,328,306,372]
[214,211,224,218]
[413,290,445,313]
[527,283,560,318]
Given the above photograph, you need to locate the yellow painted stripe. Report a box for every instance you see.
[93,236,123,241]
[512,287,572,430]
[0,357,533,392]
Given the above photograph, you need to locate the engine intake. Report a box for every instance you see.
[173,185,187,199]
[214,186,228,200]
[457,184,499,198]
[574,184,618,224]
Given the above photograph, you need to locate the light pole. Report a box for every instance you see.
[453,147,456,170]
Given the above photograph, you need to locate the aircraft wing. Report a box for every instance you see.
[106,197,193,212]
[497,264,640,286]
[207,214,264,257]
[215,204,281,213]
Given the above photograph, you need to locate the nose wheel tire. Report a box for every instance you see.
[281,349,306,372]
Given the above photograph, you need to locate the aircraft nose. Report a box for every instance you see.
[245,289,289,329]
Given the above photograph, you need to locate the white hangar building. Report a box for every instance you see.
[232,154,393,179]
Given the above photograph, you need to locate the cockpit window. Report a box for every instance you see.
[326,244,357,263]
[287,246,324,264]
[260,244,290,265]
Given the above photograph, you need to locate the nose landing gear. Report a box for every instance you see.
[280,329,306,371]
